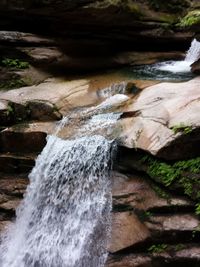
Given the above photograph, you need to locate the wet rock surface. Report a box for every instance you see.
[0,4,200,264]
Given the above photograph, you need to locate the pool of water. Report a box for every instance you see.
[123,61,196,82]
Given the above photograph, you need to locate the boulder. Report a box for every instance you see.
[119,77,200,160]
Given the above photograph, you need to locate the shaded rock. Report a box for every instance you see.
[191,58,200,74]
[0,127,48,153]
[119,77,200,160]
[27,100,62,121]
[0,176,28,196]
[112,172,193,212]
[0,100,11,126]
[106,254,152,267]
[109,211,150,253]
[0,31,55,45]
[117,149,200,202]
[0,153,35,173]
[107,245,200,267]
[0,0,195,56]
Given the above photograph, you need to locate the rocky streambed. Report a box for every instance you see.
[1,61,200,266]
[1,1,200,266]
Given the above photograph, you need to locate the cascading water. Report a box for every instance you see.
[156,38,200,73]
[0,135,114,267]
[0,93,127,267]
[126,38,200,81]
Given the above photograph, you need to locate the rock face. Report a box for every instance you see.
[191,58,200,74]
[0,7,200,264]
[0,0,196,55]
[109,211,150,253]
[119,77,200,159]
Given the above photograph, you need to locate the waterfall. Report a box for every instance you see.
[156,38,200,73]
[0,135,114,267]
[185,38,200,63]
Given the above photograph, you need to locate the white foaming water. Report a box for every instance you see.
[0,135,114,267]
[78,112,122,138]
[97,82,127,98]
[156,39,200,73]
[96,94,129,110]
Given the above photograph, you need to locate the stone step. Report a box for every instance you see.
[0,173,28,197]
[112,172,194,213]
[0,153,35,173]
[0,129,47,154]
[0,100,61,127]
[106,245,200,267]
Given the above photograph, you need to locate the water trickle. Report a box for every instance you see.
[0,135,114,267]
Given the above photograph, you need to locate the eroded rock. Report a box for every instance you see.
[109,211,150,253]
[119,77,200,159]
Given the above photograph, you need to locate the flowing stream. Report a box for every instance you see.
[0,94,126,267]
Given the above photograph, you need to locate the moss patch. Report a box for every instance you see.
[148,0,190,13]
[141,155,200,201]
[178,10,200,27]
[0,79,27,90]
[1,58,29,70]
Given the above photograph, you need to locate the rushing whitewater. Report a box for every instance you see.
[0,134,114,267]
[156,38,200,73]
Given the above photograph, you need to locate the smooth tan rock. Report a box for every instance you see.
[119,77,200,159]
[0,78,91,112]
[109,211,150,253]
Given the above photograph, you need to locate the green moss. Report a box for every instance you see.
[6,104,14,116]
[138,210,153,221]
[178,10,200,27]
[151,184,170,199]
[171,123,193,135]
[195,203,200,215]
[141,156,200,201]
[148,244,168,253]
[0,79,27,90]
[1,58,29,69]
[174,244,186,251]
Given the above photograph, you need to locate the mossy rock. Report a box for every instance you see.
[148,0,190,13]
[178,10,200,28]
[87,0,143,17]
[141,155,200,202]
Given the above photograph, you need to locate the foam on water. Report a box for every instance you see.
[156,39,200,73]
